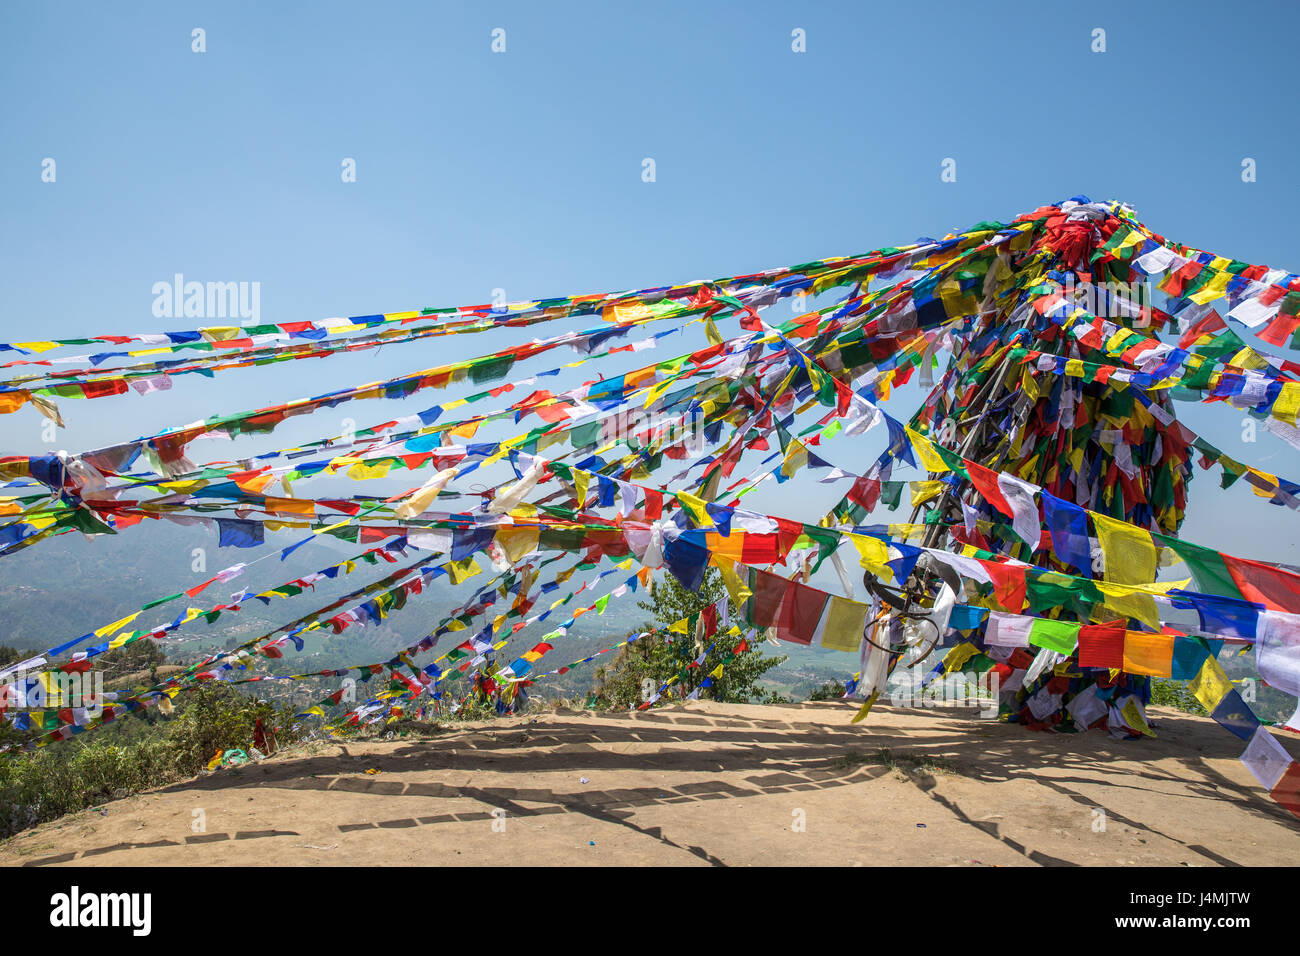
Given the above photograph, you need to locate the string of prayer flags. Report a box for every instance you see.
[7,195,1300,822]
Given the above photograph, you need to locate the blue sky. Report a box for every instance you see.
[1,0,1298,570]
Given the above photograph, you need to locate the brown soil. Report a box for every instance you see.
[3,700,1297,867]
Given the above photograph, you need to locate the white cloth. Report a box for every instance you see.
[1227,296,1280,329]
[984,611,1033,647]
[1258,610,1300,698]
[488,456,546,514]
[395,467,458,518]
[998,473,1042,547]
[1240,726,1294,791]
[407,529,452,554]
[1024,648,1065,686]
[924,548,992,585]
[1027,687,1063,721]
[1135,246,1178,275]
[1067,684,1107,730]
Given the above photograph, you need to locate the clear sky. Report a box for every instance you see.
[2,0,1298,570]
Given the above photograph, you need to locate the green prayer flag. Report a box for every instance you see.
[1028,618,1079,654]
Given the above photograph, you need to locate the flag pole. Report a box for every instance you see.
[913,336,1021,553]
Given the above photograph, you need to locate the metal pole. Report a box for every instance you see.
[914,344,1020,552]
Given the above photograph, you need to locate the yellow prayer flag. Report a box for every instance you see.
[1187,269,1232,305]
[820,597,868,653]
[1093,512,1158,627]
[780,439,809,479]
[95,612,141,638]
[198,326,242,341]
[850,533,891,578]
[394,466,457,518]
[909,480,946,509]
[642,377,676,408]
[942,641,979,674]
[851,692,880,724]
[676,491,712,527]
[713,555,753,605]
[1189,655,1233,712]
[604,302,655,323]
[446,557,481,585]
[496,526,540,564]
[1247,469,1281,499]
[1120,697,1157,737]
[704,316,723,346]
[325,455,359,474]
[1273,382,1300,426]
[1021,368,1043,402]
[347,459,392,481]
[905,426,952,473]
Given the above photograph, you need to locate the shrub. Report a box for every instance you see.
[1149,678,1208,716]
[591,568,785,709]
[808,680,847,701]
[0,685,302,839]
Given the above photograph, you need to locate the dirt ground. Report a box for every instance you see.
[3,700,1298,867]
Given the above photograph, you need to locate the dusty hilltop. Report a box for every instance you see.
[3,700,1298,867]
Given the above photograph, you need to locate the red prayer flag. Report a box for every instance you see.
[1077,623,1126,669]
[982,559,1027,613]
[1224,554,1300,614]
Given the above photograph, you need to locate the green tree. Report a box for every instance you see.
[809,679,847,701]
[1149,678,1207,716]
[97,640,167,684]
[594,568,784,708]
[0,647,26,752]
[0,684,304,839]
